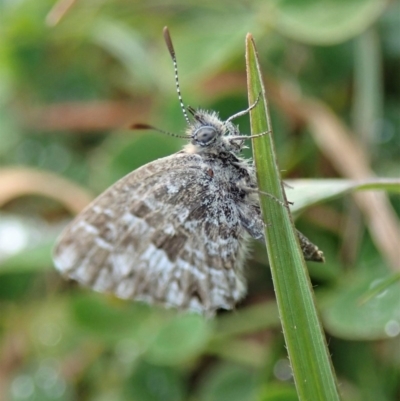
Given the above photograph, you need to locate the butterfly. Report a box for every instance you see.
[53,27,324,316]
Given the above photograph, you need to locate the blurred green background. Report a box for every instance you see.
[0,0,399,400]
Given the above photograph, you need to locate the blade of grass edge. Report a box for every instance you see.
[245,34,341,400]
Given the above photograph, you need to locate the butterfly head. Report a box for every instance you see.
[187,109,245,154]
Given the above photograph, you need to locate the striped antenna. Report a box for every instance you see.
[163,27,190,125]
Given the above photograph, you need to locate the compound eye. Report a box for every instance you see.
[193,126,217,146]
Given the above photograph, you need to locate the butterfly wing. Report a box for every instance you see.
[53,152,248,315]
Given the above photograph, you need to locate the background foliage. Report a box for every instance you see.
[0,0,399,400]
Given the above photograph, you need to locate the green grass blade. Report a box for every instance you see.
[287,178,400,215]
[245,34,341,401]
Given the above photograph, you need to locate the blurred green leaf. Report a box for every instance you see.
[0,271,36,300]
[70,293,157,343]
[196,364,256,401]
[125,361,186,401]
[286,178,400,215]
[0,241,53,274]
[90,18,156,92]
[206,338,267,368]
[146,313,211,366]
[358,272,400,305]
[264,0,389,45]
[258,384,299,401]
[322,271,400,340]
[331,341,393,401]
[214,301,280,339]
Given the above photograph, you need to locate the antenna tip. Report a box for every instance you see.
[130,123,153,130]
[163,26,175,57]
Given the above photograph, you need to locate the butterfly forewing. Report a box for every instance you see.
[54,153,248,315]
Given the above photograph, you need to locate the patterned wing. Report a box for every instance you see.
[53,152,248,315]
